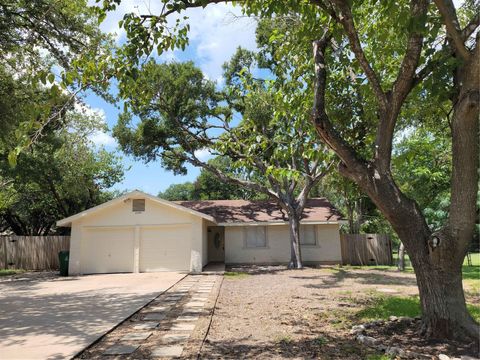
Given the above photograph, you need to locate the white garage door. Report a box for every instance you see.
[140,225,191,272]
[81,228,134,274]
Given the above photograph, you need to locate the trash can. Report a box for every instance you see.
[58,251,69,276]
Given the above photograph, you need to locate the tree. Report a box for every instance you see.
[159,157,264,201]
[114,56,331,268]
[0,104,125,235]
[159,182,196,201]
[0,0,116,160]
[97,0,479,340]
[314,172,373,234]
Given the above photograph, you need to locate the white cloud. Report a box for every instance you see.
[71,102,117,148]
[194,148,214,162]
[74,102,106,119]
[89,130,117,147]
[90,1,257,81]
[184,4,257,81]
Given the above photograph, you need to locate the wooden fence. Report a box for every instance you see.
[340,234,392,266]
[0,236,70,270]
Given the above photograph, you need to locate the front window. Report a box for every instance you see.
[300,225,316,245]
[245,226,267,248]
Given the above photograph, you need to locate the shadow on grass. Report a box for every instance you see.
[355,294,480,323]
[356,295,421,320]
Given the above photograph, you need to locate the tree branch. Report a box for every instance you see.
[311,34,368,176]
[462,12,480,41]
[374,0,428,171]
[328,0,388,112]
[434,0,471,60]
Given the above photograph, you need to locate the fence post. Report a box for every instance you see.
[2,237,6,269]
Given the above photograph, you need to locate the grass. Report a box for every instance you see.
[275,334,293,344]
[341,253,479,281]
[356,293,480,323]
[366,355,392,360]
[0,269,25,277]
[224,271,250,279]
[313,335,328,346]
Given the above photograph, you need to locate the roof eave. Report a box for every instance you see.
[217,220,342,226]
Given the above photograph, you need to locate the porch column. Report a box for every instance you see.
[190,217,203,273]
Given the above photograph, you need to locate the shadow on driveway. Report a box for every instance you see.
[0,272,185,359]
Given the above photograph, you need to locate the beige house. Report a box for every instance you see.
[57,190,343,275]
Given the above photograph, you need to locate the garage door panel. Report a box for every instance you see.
[140,226,190,272]
[81,228,134,274]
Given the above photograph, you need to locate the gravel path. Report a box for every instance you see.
[200,266,477,359]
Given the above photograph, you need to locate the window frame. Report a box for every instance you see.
[299,224,318,246]
[243,226,268,249]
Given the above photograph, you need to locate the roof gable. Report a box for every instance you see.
[56,190,216,227]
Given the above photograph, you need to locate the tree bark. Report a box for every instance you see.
[311,17,479,339]
[338,161,479,340]
[397,242,405,271]
[288,213,303,269]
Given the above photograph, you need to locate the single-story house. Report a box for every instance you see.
[57,190,344,275]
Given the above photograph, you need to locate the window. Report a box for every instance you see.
[245,226,267,248]
[300,225,316,245]
[132,199,145,212]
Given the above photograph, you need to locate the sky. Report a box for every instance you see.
[84,2,258,195]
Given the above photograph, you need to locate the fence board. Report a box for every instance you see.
[0,236,70,270]
[340,234,392,266]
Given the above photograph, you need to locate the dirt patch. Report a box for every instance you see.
[200,265,478,359]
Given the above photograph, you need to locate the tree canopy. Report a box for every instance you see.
[96,0,480,340]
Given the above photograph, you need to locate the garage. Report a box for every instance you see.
[140,225,191,272]
[81,227,135,274]
[57,191,215,275]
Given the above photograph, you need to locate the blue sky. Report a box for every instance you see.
[84,2,257,195]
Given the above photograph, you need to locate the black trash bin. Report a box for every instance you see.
[59,250,69,276]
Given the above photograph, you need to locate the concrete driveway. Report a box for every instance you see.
[0,272,186,360]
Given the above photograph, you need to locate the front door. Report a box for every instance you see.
[208,226,225,262]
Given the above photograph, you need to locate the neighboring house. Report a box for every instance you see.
[57,190,344,275]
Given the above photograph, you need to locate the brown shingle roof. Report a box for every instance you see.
[176,198,343,224]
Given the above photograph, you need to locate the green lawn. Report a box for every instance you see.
[344,253,480,323]
[0,269,25,277]
[224,271,250,279]
[343,252,479,280]
[357,293,480,323]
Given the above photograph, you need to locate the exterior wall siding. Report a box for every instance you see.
[68,198,196,275]
[224,224,341,265]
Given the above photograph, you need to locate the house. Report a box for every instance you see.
[57,190,344,275]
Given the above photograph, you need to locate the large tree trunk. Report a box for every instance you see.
[312,26,479,340]
[288,214,303,269]
[338,163,479,340]
[413,254,477,340]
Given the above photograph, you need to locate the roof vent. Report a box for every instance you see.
[132,199,145,212]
